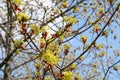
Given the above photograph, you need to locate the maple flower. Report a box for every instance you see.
[74,75,83,80]
[12,0,23,5]
[35,71,41,76]
[68,64,76,71]
[102,30,108,37]
[95,43,103,50]
[42,50,60,65]
[14,40,24,48]
[115,50,120,56]
[39,38,45,43]
[16,49,20,55]
[58,35,64,41]
[44,78,52,80]
[80,35,88,43]
[63,44,71,55]
[64,44,70,50]
[30,23,40,35]
[41,26,49,32]
[74,72,83,80]
[83,6,87,12]
[97,51,106,57]
[92,67,97,73]
[99,7,104,14]
[93,24,101,33]
[117,13,120,18]
[34,63,42,68]
[113,66,120,71]
[17,12,29,22]
[62,71,73,80]
[91,5,95,9]
[64,16,78,25]
[88,21,94,25]
[61,1,68,8]
[79,55,85,60]
[95,12,100,17]
[73,7,79,13]
[48,41,60,53]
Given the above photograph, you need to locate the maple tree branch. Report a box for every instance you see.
[61,3,120,70]
[60,4,112,44]
[103,59,120,80]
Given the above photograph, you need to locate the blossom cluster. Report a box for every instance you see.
[17,12,29,22]
[62,71,73,80]
[42,50,60,65]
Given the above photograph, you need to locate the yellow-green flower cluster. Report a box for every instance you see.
[44,78,52,80]
[91,5,95,9]
[64,44,71,50]
[61,1,68,8]
[12,0,23,5]
[34,63,42,68]
[79,55,85,60]
[64,16,78,25]
[102,30,108,37]
[73,7,79,13]
[30,23,40,35]
[58,35,64,41]
[62,71,73,80]
[83,6,87,12]
[113,66,120,71]
[41,26,48,32]
[99,7,104,14]
[115,50,120,56]
[93,24,101,33]
[68,64,76,70]
[48,41,60,55]
[35,71,41,76]
[95,43,103,50]
[17,12,29,22]
[80,35,88,43]
[75,75,83,80]
[92,67,97,73]
[97,51,106,57]
[14,40,24,48]
[39,38,46,43]
[42,50,60,65]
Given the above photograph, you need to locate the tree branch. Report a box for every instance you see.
[61,3,120,70]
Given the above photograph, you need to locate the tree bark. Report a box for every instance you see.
[3,0,14,79]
